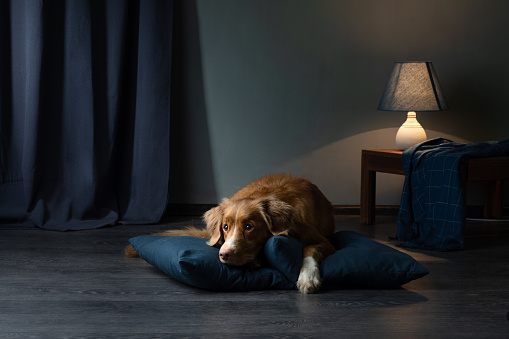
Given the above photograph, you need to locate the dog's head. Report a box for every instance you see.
[203,197,294,266]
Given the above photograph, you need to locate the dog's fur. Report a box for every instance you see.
[125,174,336,294]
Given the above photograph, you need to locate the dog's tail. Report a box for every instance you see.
[124,226,210,258]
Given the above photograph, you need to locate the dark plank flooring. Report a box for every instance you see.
[1,215,509,338]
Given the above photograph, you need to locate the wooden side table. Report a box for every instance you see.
[360,149,509,224]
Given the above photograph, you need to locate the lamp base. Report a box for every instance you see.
[395,111,427,150]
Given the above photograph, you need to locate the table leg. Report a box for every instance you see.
[483,180,503,218]
[360,155,376,224]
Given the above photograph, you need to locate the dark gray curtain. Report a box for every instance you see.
[0,0,173,230]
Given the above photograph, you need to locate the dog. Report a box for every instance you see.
[125,174,336,294]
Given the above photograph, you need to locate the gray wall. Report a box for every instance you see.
[169,0,509,206]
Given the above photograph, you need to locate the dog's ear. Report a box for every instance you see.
[262,198,294,236]
[203,199,227,247]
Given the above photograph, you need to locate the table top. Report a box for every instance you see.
[362,149,403,156]
[362,149,509,161]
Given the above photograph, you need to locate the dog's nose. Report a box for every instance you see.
[219,248,231,262]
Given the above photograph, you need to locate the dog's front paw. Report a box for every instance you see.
[296,257,321,294]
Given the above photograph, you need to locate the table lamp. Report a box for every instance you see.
[378,61,449,150]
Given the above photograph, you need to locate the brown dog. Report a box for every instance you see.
[125,174,336,294]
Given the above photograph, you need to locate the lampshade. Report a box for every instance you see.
[378,61,448,150]
[378,61,448,112]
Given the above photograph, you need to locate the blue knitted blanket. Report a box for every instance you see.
[396,138,509,251]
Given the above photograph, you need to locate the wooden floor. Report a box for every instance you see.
[2,215,509,338]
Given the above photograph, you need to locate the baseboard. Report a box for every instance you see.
[335,205,509,217]
[164,204,216,216]
[165,203,509,218]
[333,205,399,215]
[164,204,400,216]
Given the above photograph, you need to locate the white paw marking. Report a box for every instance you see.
[297,257,321,294]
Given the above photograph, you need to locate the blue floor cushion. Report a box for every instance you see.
[129,231,429,291]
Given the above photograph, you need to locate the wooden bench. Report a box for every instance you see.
[360,149,509,224]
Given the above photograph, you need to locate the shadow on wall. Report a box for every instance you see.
[168,0,217,204]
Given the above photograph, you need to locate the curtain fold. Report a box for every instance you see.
[0,0,173,230]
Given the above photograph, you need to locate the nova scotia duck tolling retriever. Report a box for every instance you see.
[125,174,336,294]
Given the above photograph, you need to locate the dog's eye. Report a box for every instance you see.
[244,224,253,231]
[223,224,228,231]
